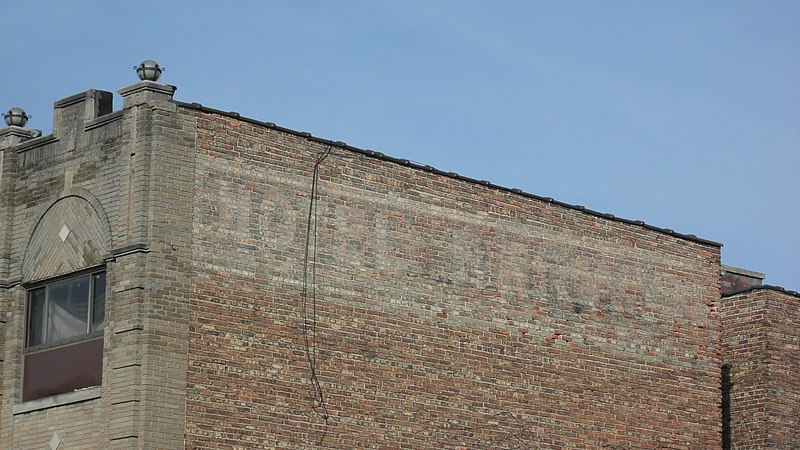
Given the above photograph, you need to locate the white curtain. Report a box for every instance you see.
[45,276,89,342]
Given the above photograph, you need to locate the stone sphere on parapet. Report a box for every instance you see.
[3,107,29,127]
[135,60,163,82]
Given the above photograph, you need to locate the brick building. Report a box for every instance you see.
[719,269,799,449]
[1,66,797,448]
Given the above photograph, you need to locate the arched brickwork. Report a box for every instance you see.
[22,191,111,283]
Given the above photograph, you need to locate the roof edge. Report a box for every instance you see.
[722,284,800,299]
[176,101,723,248]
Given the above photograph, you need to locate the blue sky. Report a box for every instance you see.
[5,1,799,289]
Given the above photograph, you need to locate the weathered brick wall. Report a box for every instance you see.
[721,287,800,449]
[767,289,800,448]
[186,111,723,448]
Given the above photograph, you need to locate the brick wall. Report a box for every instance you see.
[721,287,800,449]
[9,399,106,449]
[186,111,723,448]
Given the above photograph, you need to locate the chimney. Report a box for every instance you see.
[52,90,114,151]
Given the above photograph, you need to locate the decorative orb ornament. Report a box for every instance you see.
[3,107,29,127]
[135,60,163,82]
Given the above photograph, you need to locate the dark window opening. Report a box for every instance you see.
[23,269,106,401]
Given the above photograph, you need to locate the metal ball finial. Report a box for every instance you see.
[135,60,163,82]
[3,107,29,127]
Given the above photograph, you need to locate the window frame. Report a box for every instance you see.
[24,267,106,353]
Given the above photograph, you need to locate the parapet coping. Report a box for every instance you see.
[176,100,722,248]
[6,110,122,153]
[10,133,57,153]
[722,284,800,299]
[54,90,96,109]
[85,110,123,131]
[720,264,765,280]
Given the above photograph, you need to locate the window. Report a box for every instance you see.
[23,269,106,401]
[26,271,106,347]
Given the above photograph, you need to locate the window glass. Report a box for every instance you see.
[91,272,106,332]
[46,275,90,342]
[26,288,46,347]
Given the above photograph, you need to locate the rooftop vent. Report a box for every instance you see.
[3,107,29,127]
[135,60,163,82]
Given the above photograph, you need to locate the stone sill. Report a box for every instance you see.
[13,386,101,415]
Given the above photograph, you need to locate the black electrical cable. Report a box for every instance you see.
[301,144,332,444]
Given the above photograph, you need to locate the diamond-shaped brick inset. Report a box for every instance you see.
[58,224,71,242]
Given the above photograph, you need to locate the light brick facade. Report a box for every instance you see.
[0,77,796,449]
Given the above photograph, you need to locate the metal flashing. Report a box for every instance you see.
[722,284,800,299]
[175,100,723,247]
